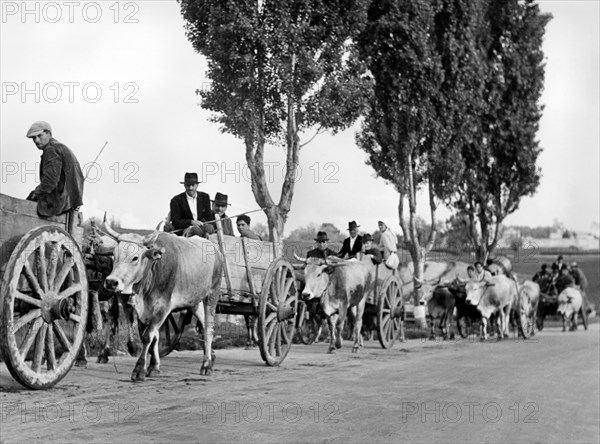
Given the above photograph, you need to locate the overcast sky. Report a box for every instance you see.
[1,0,598,237]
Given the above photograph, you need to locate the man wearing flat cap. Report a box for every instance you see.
[169,172,212,237]
[306,231,337,259]
[207,192,234,236]
[25,121,84,218]
[338,221,363,259]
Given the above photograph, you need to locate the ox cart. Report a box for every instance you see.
[0,194,94,389]
[295,258,405,350]
[152,217,300,366]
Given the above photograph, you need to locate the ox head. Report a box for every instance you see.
[465,280,494,306]
[300,256,343,301]
[103,223,164,293]
[414,276,441,306]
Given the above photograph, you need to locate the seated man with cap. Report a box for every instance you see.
[338,221,363,259]
[169,172,212,237]
[25,121,84,219]
[306,231,338,259]
[207,192,234,236]
[236,214,262,240]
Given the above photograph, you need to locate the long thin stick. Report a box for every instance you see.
[202,207,270,224]
[84,141,109,182]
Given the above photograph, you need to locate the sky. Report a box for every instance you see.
[1,0,598,237]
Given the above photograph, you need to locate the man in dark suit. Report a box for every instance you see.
[338,221,363,259]
[307,231,337,259]
[169,172,212,236]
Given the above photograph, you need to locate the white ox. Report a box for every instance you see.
[300,256,376,353]
[557,287,583,332]
[465,275,518,340]
[104,227,223,381]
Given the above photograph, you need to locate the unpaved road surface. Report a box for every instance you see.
[1,325,599,444]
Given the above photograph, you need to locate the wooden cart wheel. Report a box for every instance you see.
[516,295,534,339]
[377,275,403,349]
[0,226,88,389]
[580,306,588,331]
[258,258,298,366]
[138,309,192,358]
[456,314,471,338]
[298,314,321,345]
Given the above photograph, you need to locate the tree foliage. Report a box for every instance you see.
[453,0,551,261]
[180,0,369,242]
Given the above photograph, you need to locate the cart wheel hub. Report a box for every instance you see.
[42,295,75,322]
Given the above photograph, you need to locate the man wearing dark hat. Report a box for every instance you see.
[337,221,363,259]
[25,121,84,218]
[361,233,382,265]
[207,192,234,236]
[532,264,550,283]
[236,214,262,240]
[306,232,337,259]
[169,172,212,237]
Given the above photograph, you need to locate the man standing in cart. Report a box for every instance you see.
[25,121,84,222]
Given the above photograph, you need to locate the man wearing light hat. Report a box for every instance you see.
[337,221,363,259]
[169,172,212,237]
[25,121,84,218]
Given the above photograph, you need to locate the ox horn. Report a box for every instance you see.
[103,220,121,241]
[293,253,308,263]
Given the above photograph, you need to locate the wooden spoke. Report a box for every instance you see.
[169,313,181,334]
[53,322,73,352]
[264,311,277,326]
[266,301,277,312]
[164,316,172,345]
[23,261,44,298]
[37,240,49,292]
[46,326,57,371]
[69,314,82,324]
[47,242,60,292]
[58,282,82,299]
[19,319,43,359]
[13,309,42,333]
[280,322,291,345]
[32,324,48,373]
[15,291,42,308]
[54,255,75,293]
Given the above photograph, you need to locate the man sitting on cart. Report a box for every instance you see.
[236,214,262,240]
[169,172,212,237]
[25,121,84,223]
[361,233,382,265]
[207,192,234,236]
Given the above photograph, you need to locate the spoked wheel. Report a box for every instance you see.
[516,296,534,339]
[580,307,588,331]
[377,275,403,349]
[138,309,192,358]
[456,315,472,338]
[0,226,88,389]
[258,258,298,366]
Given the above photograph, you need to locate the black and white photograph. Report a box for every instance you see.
[1,1,598,443]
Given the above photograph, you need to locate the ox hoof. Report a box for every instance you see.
[96,355,109,364]
[327,348,336,354]
[352,346,360,353]
[428,336,436,341]
[131,371,146,382]
[200,360,213,376]
[146,367,161,378]
[74,359,88,368]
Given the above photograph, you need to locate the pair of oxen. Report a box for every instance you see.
[419,272,587,341]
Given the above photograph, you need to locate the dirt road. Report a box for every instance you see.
[1,324,599,444]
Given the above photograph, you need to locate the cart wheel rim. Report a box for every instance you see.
[1,226,88,389]
[258,259,298,366]
[378,276,402,349]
